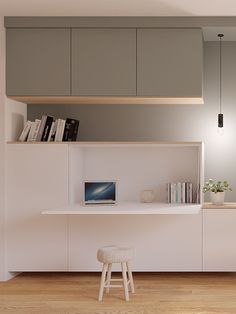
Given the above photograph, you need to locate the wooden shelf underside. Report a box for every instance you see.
[8,95,204,105]
[7,141,202,146]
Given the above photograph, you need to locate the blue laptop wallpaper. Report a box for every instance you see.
[84,182,116,204]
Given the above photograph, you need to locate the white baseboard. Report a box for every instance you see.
[0,271,20,282]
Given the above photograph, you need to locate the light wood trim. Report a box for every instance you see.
[7,141,202,145]
[8,96,204,105]
[202,202,236,209]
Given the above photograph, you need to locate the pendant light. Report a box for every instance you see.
[218,33,224,128]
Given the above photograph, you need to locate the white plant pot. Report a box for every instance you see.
[210,191,225,205]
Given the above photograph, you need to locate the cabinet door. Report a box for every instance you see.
[203,209,236,271]
[6,29,70,96]
[6,144,68,271]
[72,28,136,96]
[69,214,202,271]
[137,29,203,97]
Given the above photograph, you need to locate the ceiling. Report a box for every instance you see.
[1,0,236,16]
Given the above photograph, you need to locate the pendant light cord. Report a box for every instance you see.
[218,33,224,128]
[219,35,222,114]
[218,34,224,114]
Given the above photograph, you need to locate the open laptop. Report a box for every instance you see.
[83,181,116,205]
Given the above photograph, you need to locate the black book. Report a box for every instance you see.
[63,118,79,142]
[36,115,47,141]
[72,120,80,141]
[41,116,54,142]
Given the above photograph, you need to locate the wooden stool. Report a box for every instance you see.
[97,245,135,301]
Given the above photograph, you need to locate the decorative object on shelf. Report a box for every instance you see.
[217,34,224,128]
[203,179,232,205]
[140,190,155,203]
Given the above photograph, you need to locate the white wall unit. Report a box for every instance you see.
[6,144,68,271]
[68,143,202,205]
[69,214,202,271]
[67,142,203,271]
[6,141,203,272]
[203,209,236,271]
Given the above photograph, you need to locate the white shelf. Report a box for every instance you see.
[41,202,201,215]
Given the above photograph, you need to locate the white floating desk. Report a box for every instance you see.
[42,202,201,215]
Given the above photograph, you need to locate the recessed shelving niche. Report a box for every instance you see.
[36,141,203,214]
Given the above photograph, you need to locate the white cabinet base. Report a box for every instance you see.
[69,214,202,271]
[203,209,236,271]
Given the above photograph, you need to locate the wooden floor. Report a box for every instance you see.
[1,272,236,314]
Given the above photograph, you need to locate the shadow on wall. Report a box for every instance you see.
[11,113,24,141]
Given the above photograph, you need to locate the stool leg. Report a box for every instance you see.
[106,263,112,293]
[98,263,108,301]
[121,262,129,301]
[126,262,135,293]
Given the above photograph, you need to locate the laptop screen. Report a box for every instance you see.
[84,182,116,203]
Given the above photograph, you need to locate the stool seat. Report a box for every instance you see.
[97,245,134,264]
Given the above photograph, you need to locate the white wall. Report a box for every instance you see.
[28,42,236,202]
[0,16,25,281]
[0,15,6,281]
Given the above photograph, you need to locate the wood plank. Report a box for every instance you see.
[1,272,236,313]
[202,202,236,209]
[7,141,202,145]
[8,95,204,105]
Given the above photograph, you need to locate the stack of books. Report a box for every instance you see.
[167,182,193,204]
[19,115,80,142]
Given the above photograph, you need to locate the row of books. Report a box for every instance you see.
[19,115,80,142]
[167,182,193,204]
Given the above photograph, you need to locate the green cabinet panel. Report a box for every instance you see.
[137,29,203,97]
[6,28,70,96]
[72,29,136,96]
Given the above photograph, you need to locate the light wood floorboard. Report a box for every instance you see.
[1,272,236,314]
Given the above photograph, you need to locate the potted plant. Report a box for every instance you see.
[203,179,232,205]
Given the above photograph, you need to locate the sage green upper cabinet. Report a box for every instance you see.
[6,29,70,96]
[137,29,203,97]
[72,29,136,96]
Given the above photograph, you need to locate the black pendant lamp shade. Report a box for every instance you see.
[218,34,224,128]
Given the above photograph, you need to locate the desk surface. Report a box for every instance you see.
[42,202,201,215]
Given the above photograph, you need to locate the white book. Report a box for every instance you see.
[181,182,186,204]
[27,119,41,142]
[55,119,65,142]
[189,183,193,203]
[18,121,32,142]
[27,121,36,142]
[171,183,176,204]
[36,115,47,141]
[59,119,66,141]
[31,119,41,141]
[55,119,62,142]
[177,182,182,204]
